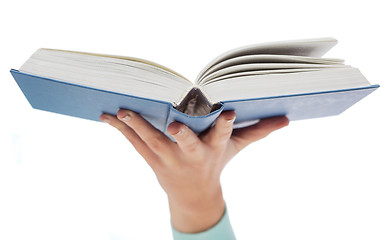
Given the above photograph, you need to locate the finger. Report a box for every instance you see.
[202,111,236,148]
[167,121,204,155]
[100,113,161,169]
[116,109,177,160]
[231,116,289,150]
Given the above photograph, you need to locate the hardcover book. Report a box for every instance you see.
[11,38,379,136]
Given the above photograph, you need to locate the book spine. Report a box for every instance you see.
[164,102,225,141]
[175,86,215,116]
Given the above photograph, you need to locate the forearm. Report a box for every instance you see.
[168,183,225,233]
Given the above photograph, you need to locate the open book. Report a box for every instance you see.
[11,38,379,136]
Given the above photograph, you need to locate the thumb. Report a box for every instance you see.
[231,116,289,150]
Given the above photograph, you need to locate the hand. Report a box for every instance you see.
[100,110,289,233]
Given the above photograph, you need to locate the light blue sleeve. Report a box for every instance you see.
[171,206,236,240]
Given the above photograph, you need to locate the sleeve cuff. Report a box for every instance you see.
[171,205,236,240]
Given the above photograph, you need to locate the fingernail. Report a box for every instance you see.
[173,128,183,135]
[100,115,110,123]
[118,110,133,121]
[227,116,236,123]
[120,114,131,121]
[168,122,183,135]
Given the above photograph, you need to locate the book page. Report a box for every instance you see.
[202,68,321,85]
[198,54,344,84]
[201,68,371,103]
[200,63,347,85]
[41,48,191,83]
[20,49,193,105]
[196,37,338,84]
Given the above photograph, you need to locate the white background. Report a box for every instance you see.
[1,1,389,239]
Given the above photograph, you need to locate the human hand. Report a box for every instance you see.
[100,110,289,233]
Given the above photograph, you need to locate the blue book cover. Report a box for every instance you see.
[10,69,379,137]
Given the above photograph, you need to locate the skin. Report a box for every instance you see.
[100,109,289,233]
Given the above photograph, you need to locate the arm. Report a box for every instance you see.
[100,110,289,238]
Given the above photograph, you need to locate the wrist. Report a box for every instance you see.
[168,184,225,233]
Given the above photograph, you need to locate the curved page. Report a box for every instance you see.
[196,37,338,82]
